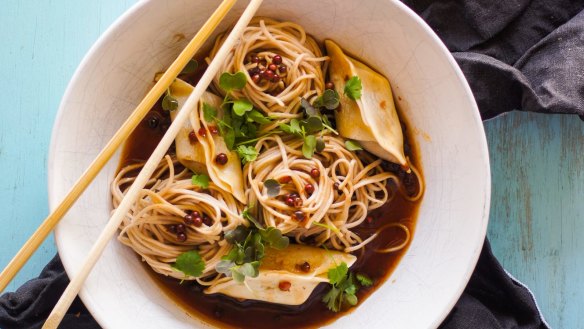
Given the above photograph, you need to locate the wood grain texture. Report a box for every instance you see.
[485,111,584,329]
[0,0,138,292]
[0,1,576,328]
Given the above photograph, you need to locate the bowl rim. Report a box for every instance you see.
[48,0,491,328]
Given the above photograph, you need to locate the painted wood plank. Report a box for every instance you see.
[485,111,584,329]
[0,0,138,293]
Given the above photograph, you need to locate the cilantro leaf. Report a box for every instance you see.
[356,273,373,287]
[236,145,258,164]
[232,99,253,116]
[219,71,247,92]
[223,127,236,150]
[286,119,302,135]
[203,102,218,122]
[231,111,245,137]
[344,293,358,306]
[302,135,317,159]
[314,89,340,110]
[323,286,342,312]
[180,59,199,75]
[264,179,281,197]
[328,262,349,285]
[344,76,362,100]
[203,104,237,150]
[162,93,179,111]
[279,123,293,134]
[345,140,363,151]
[343,274,357,295]
[191,174,210,188]
[247,109,271,124]
[323,262,361,312]
[171,250,205,277]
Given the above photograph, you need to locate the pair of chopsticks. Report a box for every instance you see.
[0,0,264,327]
[0,0,237,294]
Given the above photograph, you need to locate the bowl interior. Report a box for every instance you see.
[49,1,490,328]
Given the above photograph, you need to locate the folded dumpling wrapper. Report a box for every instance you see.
[205,244,357,305]
[169,79,246,203]
[325,40,408,168]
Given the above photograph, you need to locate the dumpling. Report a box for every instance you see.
[204,244,357,305]
[325,40,408,168]
[169,79,246,203]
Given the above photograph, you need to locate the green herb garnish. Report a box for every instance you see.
[328,262,349,284]
[242,207,264,229]
[203,102,218,122]
[180,59,199,75]
[171,250,205,278]
[162,90,179,111]
[302,135,317,159]
[278,98,336,160]
[232,99,254,116]
[236,145,258,164]
[264,179,281,197]
[202,95,270,152]
[344,76,362,100]
[302,116,324,134]
[219,71,247,92]
[316,137,325,152]
[322,262,375,312]
[191,174,210,188]
[301,98,319,117]
[259,226,289,249]
[279,118,302,135]
[356,273,373,287]
[247,109,271,124]
[314,89,340,110]
[322,262,358,312]
[217,208,289,283]
[344,140,363,151]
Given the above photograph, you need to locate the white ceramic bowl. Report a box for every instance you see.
[49,0,490,328]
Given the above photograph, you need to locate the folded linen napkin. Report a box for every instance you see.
[4,0,583,327]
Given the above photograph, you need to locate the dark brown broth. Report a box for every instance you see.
[116,64,422,329]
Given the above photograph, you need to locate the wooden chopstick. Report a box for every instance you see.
[0,0,238,293]
[42,0,264,328]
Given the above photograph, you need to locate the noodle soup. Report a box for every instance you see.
[113,17,423,328]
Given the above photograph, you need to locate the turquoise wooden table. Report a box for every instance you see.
[1,1,582,328]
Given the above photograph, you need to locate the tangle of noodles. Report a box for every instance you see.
[112,138,424,282]
[112,17,426,306]
[112,155,244,283]
[207,17,327,122]
[244,133,420,253]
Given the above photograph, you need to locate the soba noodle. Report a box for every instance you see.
[111,16,425,315]
[207,17,327,121]
[244,133,397,252]
[112,155,243,281]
